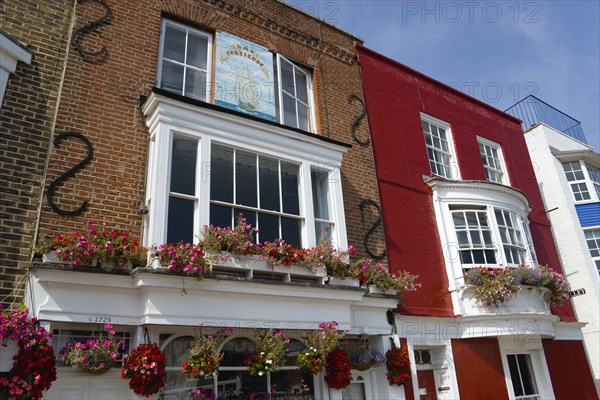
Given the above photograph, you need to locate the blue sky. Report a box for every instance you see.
[288,0,600,151]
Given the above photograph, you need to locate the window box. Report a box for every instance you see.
[328,276,360,288]
[459,285,551,316]
[155,252,327,284]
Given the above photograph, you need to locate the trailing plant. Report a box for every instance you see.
[351,259,420,293]
[295,346,325,375]
[324,349,352,389]
[155,241,210,276]
[302,238,355,276]
[385,346,411,386]
[341,340,385,370]
[121,343,166,397]
[464,265,568,306]
[297,321,346,375]
[245,329,289,376]
[39,220,147,268]
[60,324,125,374]
[260,239,305,268]
[200,215,259,259]
[0,305,57,400]
[183,327,233,377]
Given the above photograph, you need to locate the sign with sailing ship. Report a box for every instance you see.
[214,32,276,121]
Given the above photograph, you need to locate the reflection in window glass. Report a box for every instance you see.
[209,144,301,246]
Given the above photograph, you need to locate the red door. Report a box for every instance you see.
[417,370,437,400]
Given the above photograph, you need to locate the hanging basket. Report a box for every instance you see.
[81,365,113,374]
[351,359,376,371]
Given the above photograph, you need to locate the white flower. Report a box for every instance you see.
[266,359,272,364]
[258,371,264,376]
[260,352,265,355]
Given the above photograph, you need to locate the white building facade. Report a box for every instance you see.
[524,122,600,394]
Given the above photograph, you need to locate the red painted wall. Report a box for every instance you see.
[542,339,597,399]
[357,45,576,321]
[452,338,509,399]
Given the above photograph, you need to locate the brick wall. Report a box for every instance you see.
[37,0,386,264]
[0,0,76,307]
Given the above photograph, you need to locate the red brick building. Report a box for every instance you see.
[357,44,596,400]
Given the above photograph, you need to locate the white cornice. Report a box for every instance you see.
[425,177,531,212]
[142,92,349,164]
[0,31,32,72]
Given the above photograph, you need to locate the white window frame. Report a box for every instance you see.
[450,207,497,266]
[427,179,536,299]
[498,337,554,400]
[142,92,348,251]
[584,228,600,275]
[421,113,460,180]
[477,136,510,185]
[276,54,316,133]
[584,162,600,200]
[562,160,599,203]
[448,205,533,269]
[156,19,213,102]
[207,144,305,246]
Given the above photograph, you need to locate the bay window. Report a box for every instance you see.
[142,92,348,252]
[427,179,537,293]
[448,205,532,268]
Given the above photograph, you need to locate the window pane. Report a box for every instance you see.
[507,355,525,397]
[312,169,330,220]
[163,25,185,62]
[315,222,333,242]
[167,197,194,244]
[161,61,184,94]
[186,31,207,69]
[210,204,232,229]
[170,137,197,195]
[280,59,295,95]
[259,157,280,212]
[258,213,279,243]
[211,145,233,203]
[297,102,308,131]
[236,151,257,207]
[234,209,256,242]
[295,69,308,103]
[518,354,539,396]
[282,93,297,128]
[184,68,206,101]
[281,217,301,248]
[281,162,300,215]
[221,338,257,366]
[452,213,466,228]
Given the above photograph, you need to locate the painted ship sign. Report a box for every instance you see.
[215,32,276,121]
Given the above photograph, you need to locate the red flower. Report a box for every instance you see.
[324,349,352,389]
[385,346,411,386]
[121,343,166,397]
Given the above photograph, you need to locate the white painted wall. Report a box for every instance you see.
[525,124,600,394]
